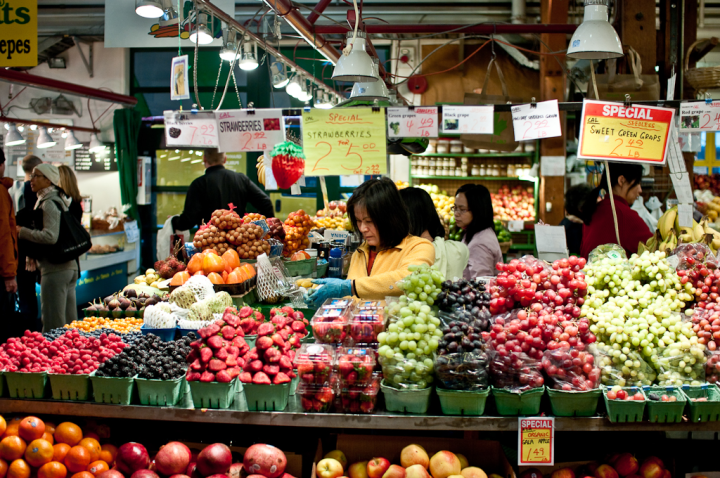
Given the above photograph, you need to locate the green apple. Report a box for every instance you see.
[325,451,348,471]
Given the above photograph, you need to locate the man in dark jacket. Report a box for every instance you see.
[172,148,274,231]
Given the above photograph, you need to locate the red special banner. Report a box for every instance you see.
[577,100,675,165]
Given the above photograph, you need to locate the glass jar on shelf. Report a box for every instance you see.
[437,139,450,153]
[460,157,468,167]
[428,166,436,176]
[463,145,475,154]
[429,158,437,169]
[507,164,515,177]
[427,140,437,153]
[471,165,480,176]
[450,140,464,153]
[492,165,500,177]
[477,164,485,176]
[455,167,464,177]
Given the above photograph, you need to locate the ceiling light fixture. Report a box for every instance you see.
[5,124,25,146]
[89,133,104,153]
[314,91,332,109]
[332,31,378,83]
[189,13,214,45]
[297,82,313,102]
[64,130,82,150]
[220,29,238,62]
[567,0,623,59]
[239,36,259,70]
[135,0,163,18]
[271,61,289,88]
[350,57,388,101]
[36,127,56,149]
[159,0,178,23]
[286,72,303,98]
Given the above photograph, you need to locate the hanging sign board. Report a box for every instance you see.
[217,109,284,152]
[164,111,219,147]
[0,0,37,67]
[440,106,494,134]
[678,101,720,131]
[511,100,562,141]
[302,108,387,176]
[518,417,554,466]
[387,107,439,138]
[577,100,674,165]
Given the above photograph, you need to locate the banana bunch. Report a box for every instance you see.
[700,217,720,253]
[657,206,678,241]
[655,205,705,244]
[657,229,678,254]
[256,155,266,186]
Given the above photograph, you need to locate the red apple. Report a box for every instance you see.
[155,442,192,476]
[552,469,575,478]
[382,465,406,478]
[614,455,639,477]
[97,471,125,478]
[641,459,664,470]
[367,458,390,478]
[595,465,619,478]
[117,443,151,475]
[317,459,344,478]
[429,451,461,478]
[400,445,429,469]
[640,462,663,478]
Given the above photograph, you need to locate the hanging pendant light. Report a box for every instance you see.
[297,82,313,102]
[286,72,303,97]
[220,29,238,61]
[332,31,378,83]
[238,36,259,71]
[271,61,289,88]
[89,134,104,153]
[567,0,623,59]
[64,130,82,150]
[314,91,332,109]
[135,0,163,18]
[159,0,178,23]
[5,124,25,146]
[350,57,388,101]
[189,13,213,45]
[36,127,56,149]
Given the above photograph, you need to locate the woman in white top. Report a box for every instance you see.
[399,187,469,280]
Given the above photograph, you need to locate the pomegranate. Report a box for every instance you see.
[170,475,192,478]
[187,463,202,478]
[243,444,287,478]
[197,444,233,476]
[156,442,193,476]
[97,471,125,478]
[228,463,244,478]
[117,443,151,475]
[132,471,160,478]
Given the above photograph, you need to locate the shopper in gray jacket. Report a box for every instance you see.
[16,164,79,332]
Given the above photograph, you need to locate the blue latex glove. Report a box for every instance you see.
[308,278,352,307]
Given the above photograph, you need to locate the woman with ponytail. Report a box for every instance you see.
[578,162,652,258]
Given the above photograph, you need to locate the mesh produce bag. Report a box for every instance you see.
[143,304,176,328]
[184,275,215,301]
[256,253,283,303]
[435,352,489,390]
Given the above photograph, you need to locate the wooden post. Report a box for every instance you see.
[620,0,657,74]
[539,0,568,225]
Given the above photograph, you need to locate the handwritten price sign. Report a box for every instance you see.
[441,106,494,134]
[387,107,439,138]
[518,417,554,466]
[511,100,562,141]
[302,108,387,176]
[577,100,675,165]
[217,109,285,153]
[164,111,219,147]
[678,101,720,132]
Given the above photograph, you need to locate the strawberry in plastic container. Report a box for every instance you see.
[294,343,335,384]
[339,375,381,413]
[298,382,335,412]
[337,347,375,386]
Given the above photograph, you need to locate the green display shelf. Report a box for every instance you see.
[412,152,534,158]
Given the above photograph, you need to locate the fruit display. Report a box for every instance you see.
[282,210,314,257]
[89,289,163,319]
[695,173,720,195]
[64,317,143,334]
[133,268,164,289]
[434,309,490,390]
[266,217,286,240]
[336,347,375,386]
[491,185,535,221]
[315,200,347,218]
[437,278,491,314]
[418,184,454,226]
[314,215,351,231]
[183,250,258,286]
[297,381,335,412]
[95,334,194,379]
[695,189,720,221]
[191,206,271,259]
[235,305,267,335]
[349,307,384,344]
[153,254,187,280]
[311,305,351,344]
[294,343,335,384]
[643,207,720,254]
[494,219,512,243]
[338,374,381,414]
[542,346,600,391]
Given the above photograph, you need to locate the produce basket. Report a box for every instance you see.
[685,39,720,92]
[282,258,316,277]
[682,385,720,422]
[141,326,177,342]
[4,371,48,399]
[499,241,513,254]
[243,382,291,411]
[546,388,602,417]
[136,376,186,406]
[90,374,135,405]
[644,387,687,423]
[436,387,490,416]
[290,375,299,396]
[188,378,237,409]
[603,387,646,423]
[0,371,5,397]
[381,380,432,414]
[48,373,92,401]
[492,386,544,416]
[244,335,257,349]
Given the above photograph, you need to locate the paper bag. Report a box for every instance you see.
[588,47,660,101]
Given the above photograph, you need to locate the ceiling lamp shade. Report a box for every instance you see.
[351,57,388,101]
[314,91,332,109]
[5,124,25,146]
[220,29,238,61]
[332,31,379,83]
[567,0,623,60]
[135,0,163,18]
[189,13,213,45]
[159,0,178,23]
[64,130,82,150]
[36,127,56,149]
[239,37,259,70]
[286,73,303,97]
[271,61,289,88]
[89,134,104,153]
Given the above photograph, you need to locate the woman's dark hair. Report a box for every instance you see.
[578,162,644,224]
[456,184,495,243]
[347,177,410,249]
[564,183,593,218]
[399,187,446,240]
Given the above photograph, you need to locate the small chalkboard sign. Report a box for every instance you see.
[73,143,118,172]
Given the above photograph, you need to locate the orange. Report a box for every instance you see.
[2,424,19,439]
[18,418,44,442]
[6,459,29,478]
[42,433,54,445]
[76,440,99,463]
[0,417,6,438]
[52,444,70,463]
[0,437,26,462]
[53,424,82,447]
[81,433,99,443]
[24,439,53,468]
[0,458,7,478]
[43,423,56,436]
[97,445,116,467]
[71,472,94,478]
[86,461,108,476]
[63,447,90,474]
[7,420,19,425]
[38,462,67,478]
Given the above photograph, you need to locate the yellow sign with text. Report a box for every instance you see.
[302,108,387,176]
[0,0,37,67]
[518,417,554,466]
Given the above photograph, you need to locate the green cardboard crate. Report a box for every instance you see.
[644,387,687,423]
[492,386,544,416]
[4,371,47,399]
[381,381,432,414]
[603,387,646,422]
[136,376,185,406]
[49,373,92,401]
[682,385,720,422]
[436,387,490,416]
[547,388,602,417]
[0,371,5,397]
[90,375,135,405]
[243,382,290,411]
[189,378,237,409]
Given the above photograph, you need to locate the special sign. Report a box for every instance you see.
[0,0,37,67]
[577,100,675,165]
[518,417,554,466]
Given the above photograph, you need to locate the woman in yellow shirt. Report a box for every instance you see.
[308,178,435,304]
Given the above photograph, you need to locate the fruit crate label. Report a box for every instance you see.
[518,417,554,466]
[577,100,674,165]
[164,111,219,147]
[440,105,494,134]
[217,109,285,152]
[678,100,720,131]
[387,107,439,138]
[511,100,562,141]
[302,108,388,176]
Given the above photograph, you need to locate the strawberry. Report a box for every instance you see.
[221,326,236,340]
[312,399,325,412]
[207,324,221,336]
[236,357,246,368]
[279,356,293,369]
[360,401,374,413]
[281,305,294,315]
[271,316,286,327]
[257,336,274,350]
[296,359,313,375]
[190,359,203,371]
[239,319,255,334]
[286,370,296,379]
[238,306,254,318]
[264,347,281,363]
[200,371,216,382]
[223,312,241,328]
[287,350,296,362]
[252,372,272,385]
[291,321,306,332]
[249,359,263,372]
[209,359,227,372]
[271,333,285,347]
[282,342,292,353]
[227,367,241,379]
[253,311,264,321]
[186,370,202,381]
[198,327,214,339]
[190,340,203,350]
[316,386,334,403]
[227,345,240,358]
[270,308,282,317]
[215,370,232,383]
[216,348,229,360]
[257,322,275,337]
[247,347,259,360]
[187,349,199,362]
[239,372,253,383]
[226,355,238,367]
[300,397,313,410]
[292,311,305,321]
[207,335,224,350]
[200,347,213,363]
[278,328,290,340]
[273,372,291,384]
[232,336,248,349]
[263,364,280,376]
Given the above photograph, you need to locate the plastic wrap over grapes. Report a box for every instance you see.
[587,243,628,264]
[435,352,489,390]
[674,243,717,270]
[653,341,706,386]
[436,278,491,313]
[593,344,656,387]
[542,347,601,391]
[378,352,435,389]
[486,347,544,391]
[706,351,720,383]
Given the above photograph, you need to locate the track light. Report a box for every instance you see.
[220,29,238,61]
[5,124,25,146]
[159,0,178,24]
[135,0,163,18]
[36,127,56,149]
[89,134,104,153]
[332,31,378,83]
[190,13,213,45]
[314,91,332,109]
[64,130,82,150]
[239,37,258,70]
[286,73,303,98]
[351,57,389,101]
[567,0,623,59]
[271,61,289,88]
[297,82,313,102]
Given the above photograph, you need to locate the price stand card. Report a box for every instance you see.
[511,100,562,141]
[577,100,674,165]
[164,110,219,147]
[678,101,720,132]
[387,107,439,138]
[217,109,285,152]
[518,417,554,466]
[441,106,494,134]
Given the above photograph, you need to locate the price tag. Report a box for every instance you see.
[577,100,675,165]
[164,110,219,147]
[672,172,694,204]
[441,106,494,134]
[508,220,524,232]
[678,204,694,228]
[518,417,554,466]
[124,220,139,244]
[667,127,687,174]
[302,108,387,176]
[387,107,439,138]
[217,109,285,152]
[511,100,562,141]
[678,101,720,132]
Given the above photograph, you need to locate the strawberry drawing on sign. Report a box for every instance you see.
[270,141,306,189]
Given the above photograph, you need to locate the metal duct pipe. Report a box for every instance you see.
[511,0,526,23]
[314,23,578,34]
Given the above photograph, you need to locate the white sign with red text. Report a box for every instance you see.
[387,107,439,138]
[217,109,285,153]
[164,111,219,147]
[512,100,562,141]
